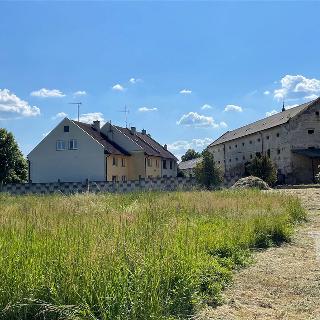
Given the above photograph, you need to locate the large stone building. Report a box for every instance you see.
[207,97,320,185]
[28,118,177,183]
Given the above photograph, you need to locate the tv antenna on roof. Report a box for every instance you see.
[69,102,82,121]
[119,105,130,127]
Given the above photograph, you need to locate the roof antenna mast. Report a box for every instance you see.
[69,102,82,121]
[119,105,130,127]
[282,100,286,112]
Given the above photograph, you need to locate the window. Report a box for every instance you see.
[277,149,281,155]
[267,149,271,158]
[276,133,280,137]
[121,158,126,167]
[257,138,261,142]
[242,156,245,160]
[229,146,231,150]
[156,159,159,168]
[250,154,253,159]
[163,160,167,169]
[308,129,315,135]
[147,158,152,167]
[170,161,173,169]
[56,140,66,151]
[121,175,127,182]
[69,139,78,150]
[235,144,238,148]
[242,142,245,146]
[266,136,270,140]
[235,157,238,161]
[316,111,319,116]
[112,157,118,166]
[229,158,231,162]
[256,152,261,157]
[218,160,221,164]
[64,126,69,132]
[249,140,252,144]
[112,175,117,182]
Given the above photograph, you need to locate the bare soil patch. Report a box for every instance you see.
[197,188,320,320]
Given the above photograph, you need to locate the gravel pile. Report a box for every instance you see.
[231,176,271,190]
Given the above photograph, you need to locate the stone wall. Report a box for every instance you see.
[0,177,197,195]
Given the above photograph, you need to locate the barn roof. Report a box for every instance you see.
[209,98,319,147]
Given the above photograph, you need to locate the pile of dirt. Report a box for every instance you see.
[231,176,271,190]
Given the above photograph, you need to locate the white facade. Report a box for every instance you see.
[28,118,106,183]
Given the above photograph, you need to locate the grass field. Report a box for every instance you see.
[0,190,305,320]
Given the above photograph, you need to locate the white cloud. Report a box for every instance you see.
[286,104,299,109]
[78,112,105,124]
[224,104,243,112]
[264,90,270,95]
[112,84,125,91]
[168,137,214,152]
[73,91,87,96]
[129,78,142,84]
[0,89,40,117]
[138,107,158,112]
[219,121,228,128]
[274,75,320,101]
[304,94,318,100]
[179,89,192,94]
[266,110,278,117]
[177,112,227,128]
[52,112,67,120]
[31,88,65,98]
[201,104,212,110]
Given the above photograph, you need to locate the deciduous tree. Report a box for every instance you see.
[0,128,28,184]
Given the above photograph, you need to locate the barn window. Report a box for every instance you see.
[147,158,152,167]
[266,135,270,140]
[163,160,167,169]
[112,157,118,166]
[235,157,238,161]
[250,154,253,159]
[257,138,261,142]
[277,149,281,155]
[112,176,117,182]
[267,149,271,157]
[121,158,126,167]
[170,161,173,169]
[308,129,315,134]
[249,140,252,144]
[235,144,238,148]
[229,146,231,150]
[242,155,245,160]
[242,142,245,146]
[64,126,69,132]
[276,133,280,137]
[316,111,319,116]
[229,159,231,162]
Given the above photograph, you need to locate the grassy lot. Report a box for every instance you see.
[0,190,305,320]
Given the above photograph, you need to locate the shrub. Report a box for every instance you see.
[246,155,277,185]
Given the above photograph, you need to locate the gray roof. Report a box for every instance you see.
[74,121,130,156]
[115,126,178,161]
[209,99,319,147]
[179,157,202,170]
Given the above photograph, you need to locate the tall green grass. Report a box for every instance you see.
[0,190,305,320]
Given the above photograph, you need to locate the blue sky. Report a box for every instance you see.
[1,1,320,160]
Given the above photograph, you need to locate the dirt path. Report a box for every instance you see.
[197,189,320,320]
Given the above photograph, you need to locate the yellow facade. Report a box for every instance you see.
[145,156,161,178]
[106,155,130,182]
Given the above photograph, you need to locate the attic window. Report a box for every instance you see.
[64,126,69,132]
[308,129,315,135]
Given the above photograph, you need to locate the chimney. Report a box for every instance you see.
[93,120,100,131]
[164,144,167,150]
[142,129,146,135]
[130,126,136,135]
